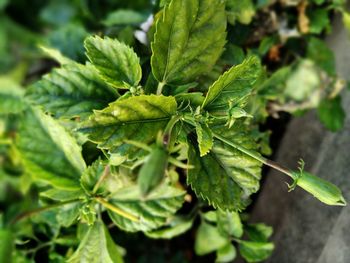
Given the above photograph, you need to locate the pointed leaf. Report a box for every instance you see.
[56,202,81,227]
[216,243,236,263]
[202,56,262,110]
[68,221,124,263]
[79,95,177,158]
[151,0,226,85]
[138,146,168,196]
[80,158,109,196]
[85,35,142,89]
[195,122,213,156]
[26,63,117,119]
[245,223,273,242]
[107,184,185,232]
[16,107,86,189]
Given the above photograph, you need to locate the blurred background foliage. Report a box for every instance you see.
[0,0,349,262]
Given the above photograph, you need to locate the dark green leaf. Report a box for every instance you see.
[85,35,142,89]
[68,221,124,263]
[0,229,13,263]
[79,95,177,158]
[202,56,262,111]
[307,37,335,75]
[187,123,262,211]
[40,188,84,201]
[245,223,273,242]
[26,63,117,119]
[317,96,345,132]
[107,184,185,232]
[17,107,86,189]
[151,0,226,85]
[239,241,274,263]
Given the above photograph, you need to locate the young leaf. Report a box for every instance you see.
[317,96,345,132]
[85,35,142,89]
[194,220,228,256]
[107,184,185,232]
[239,241,274,263]
[17,107,86,189]
[187,124,262,211]
[195,122,213,156]
[26,63,117,119]
[80,158,109,196]
[79,95,177,158]
[202,56,261,111]
[68,221,124,263]
[151,0,226,85]
[138,146,168,196]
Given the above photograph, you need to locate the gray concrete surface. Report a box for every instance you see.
[247,12,350,263]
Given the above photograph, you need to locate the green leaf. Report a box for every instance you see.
[68,221,124,263]
[195,122,213,156]
[151,0,226,85]
[308,9,330,34]
[79,95,177,158]
[26,63,116,119]
[39,45,74,65]
[0,229,13,263]
[56,202,81,227]
[103,9,148,26]
[187,123,262,211]
[0,77,26,114]
[317,96,345,131]
[307,37,335,75]
[107,184,185,232]
[17,107,86,189]
[40,188,83,201]
[226,0,255,25]
[202,56,262,111]
[194,221,228,256]
[239,241,274,263]
[216,243,236,263]
[245,223,273,242]
[217,209,243,238]
[85,35,142,89]
[80,158,108,196]
[145,216,193,239]
[138,146,168,196]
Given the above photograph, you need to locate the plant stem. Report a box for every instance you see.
[156,82,165,95]
[212,132,293,178]
[11,199,80,225]
[95,197,139,222]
